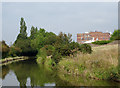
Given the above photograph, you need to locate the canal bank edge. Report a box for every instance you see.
[0,56,32,66]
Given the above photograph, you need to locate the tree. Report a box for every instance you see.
[14,18,36,56]
[30,26,38,39]
[110,29,120,40]
[44,32,57,45]
[57,32,72,45]
[17,17,27,40]
[51,51,62,64]
[1,41,9,58]
[9,46,22,57]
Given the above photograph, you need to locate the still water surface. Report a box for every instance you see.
[0,58,120,87]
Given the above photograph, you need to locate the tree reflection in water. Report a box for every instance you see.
[2,58,72,87]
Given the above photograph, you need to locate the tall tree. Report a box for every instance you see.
[30,26,38,39]
[14,18,34,56]
[16,17,27,41]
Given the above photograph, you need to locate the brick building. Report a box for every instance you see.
[77,31,111,43]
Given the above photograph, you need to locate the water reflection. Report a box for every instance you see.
[0,66,9,79]
[1,58,120,87]
[1,59,72,87]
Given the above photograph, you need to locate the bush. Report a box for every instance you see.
[9,46,22,57]
[44,45,55,56]
[55,44,72,56]
[51,51,62,64]
[1,41,10,58]
[69,42,80,50]
[79,44,92,54]
[92,40,112,45]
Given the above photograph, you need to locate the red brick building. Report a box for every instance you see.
[77,31,111,43]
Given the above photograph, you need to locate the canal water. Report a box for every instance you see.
[0,58,120,87]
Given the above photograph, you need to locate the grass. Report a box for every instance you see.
[58,44,119,80]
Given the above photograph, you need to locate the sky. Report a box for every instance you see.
[2,2,118,45]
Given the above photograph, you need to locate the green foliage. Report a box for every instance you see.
[1,41,9,58]
[30,26,38,39]
[36,31,92,65]
[79,44,92,54]
[37,45,55,56]
[51,51,62,64]
[57,32,72,44]
[9,46,22,57]
[44,45,55,56]
[31,28,57,50]
[92,40,112,45]
[110,29,120,40]
[11,17,93,66]
[55,44,71,56]
[44,32,57,45]
[37,47,47,58]
[15,39,35,56]
[37,45,56,64]
[16,17,27,40]
[37,48,47,64]
[69,42,80,50]
[14,18,37,56]
[45,58,56,67]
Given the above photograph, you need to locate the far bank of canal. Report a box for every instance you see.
[0,56,36,66]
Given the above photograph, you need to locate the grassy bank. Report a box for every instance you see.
[58,44,120,81]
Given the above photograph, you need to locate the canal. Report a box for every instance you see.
[0,58,120,87]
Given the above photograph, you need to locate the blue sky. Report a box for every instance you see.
[2,2,118,45]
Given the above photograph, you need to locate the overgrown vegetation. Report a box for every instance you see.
[36,31,92,65]
[92,40,112,45]
[0,41,10,58]
[58,44,120,81]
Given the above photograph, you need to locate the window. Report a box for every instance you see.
[85,38,87,40]
[96,38,98,40]
[81,37,83,40]
[88,38,91,40]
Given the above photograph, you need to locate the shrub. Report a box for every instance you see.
[45,58,56,67]
[9,46,22,57]
[92,40,112,45]
[37,47,46,57]
[69,42,80,50]
[55,44,71,56]
[79,44,92,54]
[51,51,62,64]
[1,41,10,58]
[44,45,55,56]
[37,47,47,64]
